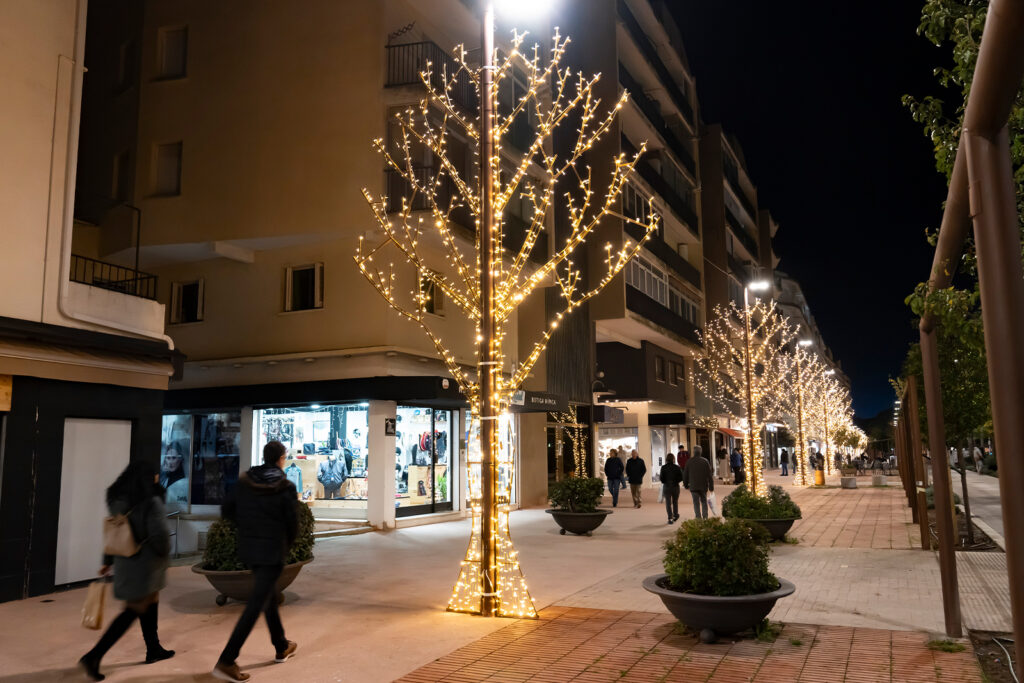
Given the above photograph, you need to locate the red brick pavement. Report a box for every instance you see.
[396,607,982,683]
[787,486,921,550]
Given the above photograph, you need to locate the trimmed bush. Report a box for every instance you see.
[983,454,998,474]
[721,484,801,520]
[548,476,605,513]
[202,502,316,571]
[663,518,778,596]
[924,486,962,510]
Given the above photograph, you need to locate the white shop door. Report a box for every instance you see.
[55,418,132,585]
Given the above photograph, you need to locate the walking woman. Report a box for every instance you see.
[79,461,174,681]
[660,453,684,524]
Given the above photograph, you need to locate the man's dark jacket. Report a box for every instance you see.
[223,464,298,566]
[682,456,715,493]
[604,455,625,481]
[625,456,647,485]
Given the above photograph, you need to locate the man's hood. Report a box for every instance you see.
[242,464,291,493]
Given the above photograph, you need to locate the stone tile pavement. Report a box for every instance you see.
[396,607,982,683]
[957,552,1014,632]
[786,486,921,550]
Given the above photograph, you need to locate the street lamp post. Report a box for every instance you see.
[742,280,771,491]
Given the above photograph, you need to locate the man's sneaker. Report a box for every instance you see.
[275,640,297,663]
[212,661,250,682]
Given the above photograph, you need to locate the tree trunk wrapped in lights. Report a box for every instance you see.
[356,29,657,618]
[695,301,796,497]
[549,404,588,478]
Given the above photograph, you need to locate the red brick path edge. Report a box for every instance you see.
[396,607,982,683]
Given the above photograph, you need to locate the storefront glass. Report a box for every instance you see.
[395,406,454,515]
[255,403,369,513]
[597,427,638,481]
[464,412,517,506]
[159,412,242,512]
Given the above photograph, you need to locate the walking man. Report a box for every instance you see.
[730,447,745,485]
[625,450,647,508]
[660,453,683,524]
[676,444,690,471]
[213,441,298,682]
[780,448,789,476]
[604,448,625,508]
[682,445,714,519]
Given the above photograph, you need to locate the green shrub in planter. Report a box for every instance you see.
[983,454,998,474]
[721,484,801,520]
[202,502,316,571]
[924,486,962,510]
[548,477,605,513]
[663,518,778,596]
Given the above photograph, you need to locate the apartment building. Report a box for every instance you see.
[0,0,178,603]
[71,0,587,540]
[775,270,851,391]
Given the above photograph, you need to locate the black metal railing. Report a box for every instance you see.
[385,41,477,114]
[727,252,751,282]
[618,65,697,178]
[505,115,535,155]
[722,154,758,219]
[617,0,695,127]
[624,222,702,290]
[622,135,699,236]
[724,204,759,258]
[70,254,157,300]
[504,213,548,264]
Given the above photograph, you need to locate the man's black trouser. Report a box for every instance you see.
[219,563,287,665]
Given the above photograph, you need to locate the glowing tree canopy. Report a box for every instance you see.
[549,405,587,478]
[805,374,852,476]
[779,346,827,486]
[696,300,796,496]
[356,29,657,618]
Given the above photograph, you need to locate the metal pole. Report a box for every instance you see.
[742,287,756,492]
[919,326,963,637]
[965,121,1024,676]
[478,0,497,617]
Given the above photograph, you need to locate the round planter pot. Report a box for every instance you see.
[192,558,312,606]
[840,476,858,489]
[545,509,612,536]
[643,574,795,639]
[872,474,888,487]
[740,518,798,542]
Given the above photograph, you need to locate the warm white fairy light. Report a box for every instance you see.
[356,29,656,617]
[695,300,796,497]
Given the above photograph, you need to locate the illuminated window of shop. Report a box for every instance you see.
[255,403,369,510]
[159,411,242,512]
[396,406,454,515]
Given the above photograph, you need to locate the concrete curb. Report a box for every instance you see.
[957,503,1005,551]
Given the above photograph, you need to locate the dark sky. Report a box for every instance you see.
[667,2,950,418]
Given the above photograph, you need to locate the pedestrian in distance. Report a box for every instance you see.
[79,461,174,681]
[676,444,690,470]
[213,441,299,683]
[730,447,745,484]
[625,449,647,508]
[780,448,789,476]
[972,442,984,473]
[621,450,632,493]
[716,447,729,483]
[660,453,684,524]
[682,445,714,519]
[603,448,626,508]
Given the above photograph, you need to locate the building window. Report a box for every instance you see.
[116,40,138,91]
[627,258,699,324]
[419,274,444,315]
[286,263,324,312]
[170,280,204,324]
[655,356,666,383]
[112,150,131,202]
[673,362,685,385]
[153,142,182,196]
[157,26,188,79]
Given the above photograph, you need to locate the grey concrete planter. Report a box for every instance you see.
[643,573,795,640]
[545,509,612,536]
[872,474,888,486]
[841,476,858,489]
[192,558,312,605]
[740,517,798,542]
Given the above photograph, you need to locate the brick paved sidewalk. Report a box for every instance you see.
[397,607,982,683]
[787,486,920,550]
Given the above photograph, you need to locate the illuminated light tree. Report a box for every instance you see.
[780,345,827,486]
[549,404,588,478]
[805,374,852,476]
[356,29,658,618]
[695,301,796,497]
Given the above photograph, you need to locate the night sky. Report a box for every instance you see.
[667,2,950,418]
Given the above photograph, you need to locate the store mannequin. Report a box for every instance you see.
[317,453,348,499]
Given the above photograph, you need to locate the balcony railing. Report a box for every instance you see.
[618,65,697,178]
[70,254,157,300]
[624,222,701,290]
[725,204,760,258]
[386,166,473,229]
[722,155,758,219]
[626,285,702,346]
[616,0,695,128]
[385,41,477,114]
[622,136,699,236]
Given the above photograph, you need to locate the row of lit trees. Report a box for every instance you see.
[695,287,862,495]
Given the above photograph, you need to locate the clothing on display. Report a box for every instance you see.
[317,455,348,499]
[285,462,303,491]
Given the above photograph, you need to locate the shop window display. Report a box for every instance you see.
[256,403,369,510]
[464,411,517,507]
[597,427,639,480]
[159,412,242,511]
[395,406,453,513]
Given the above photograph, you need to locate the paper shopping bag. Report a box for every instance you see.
[81,579,107,630]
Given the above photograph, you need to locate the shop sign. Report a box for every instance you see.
[509,391,567,413]
[0,374,10,412]
[511,390,526,406]
[593,405,625,424]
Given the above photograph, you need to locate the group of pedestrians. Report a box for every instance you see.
[603,445,715,525]
[80,441,300,683]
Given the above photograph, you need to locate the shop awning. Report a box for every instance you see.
[718,427,746,439]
